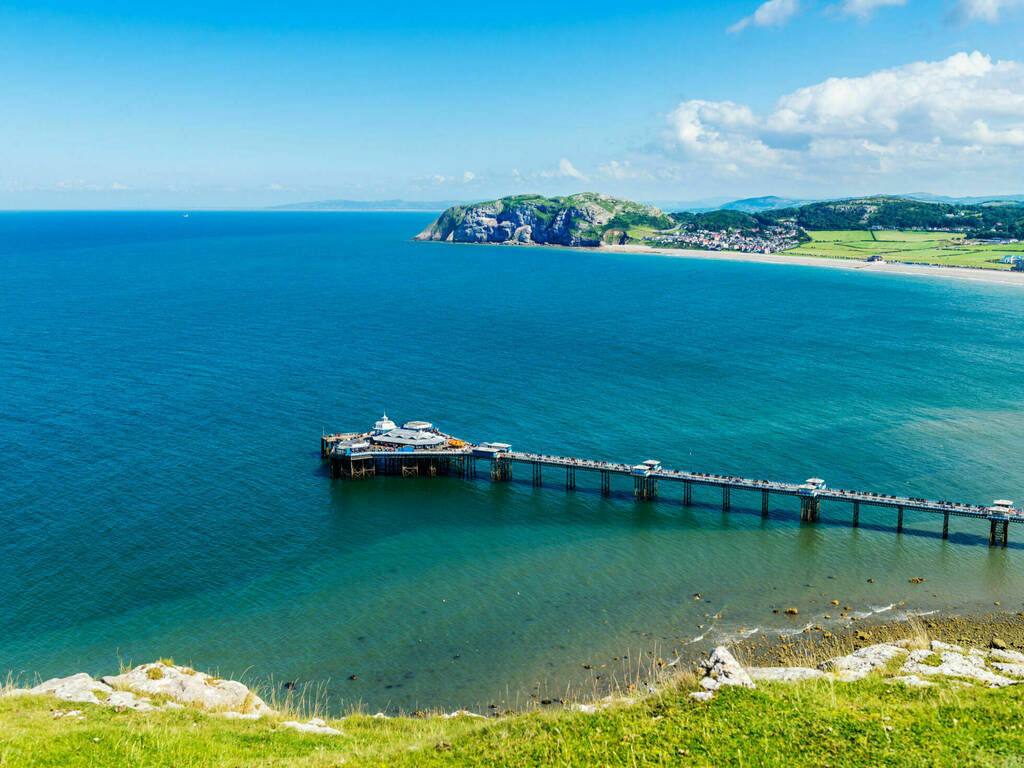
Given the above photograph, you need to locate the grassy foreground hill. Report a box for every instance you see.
[4,667,1024,767]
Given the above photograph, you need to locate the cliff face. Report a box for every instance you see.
[414,193,670,247]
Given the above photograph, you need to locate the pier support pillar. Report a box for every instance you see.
[600,470,610,496]
[990,519,1009,548]
[852,501,860,528]
[491,458,511,482]
[565,466,576,490]
[634,476,657,501]
[799,496,821,522]
[329,457,339,479]
[942,512,949,540]
[532,462,542,487]
[761,490,769,517]
[683,482,692,506]
[897,506,904,534]
[722,486,730,512]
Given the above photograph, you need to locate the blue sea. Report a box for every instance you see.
[3,211,1024,713]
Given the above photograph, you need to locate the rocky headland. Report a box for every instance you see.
[413,192,672,247]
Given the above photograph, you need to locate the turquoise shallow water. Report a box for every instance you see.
[2,211,1024,712]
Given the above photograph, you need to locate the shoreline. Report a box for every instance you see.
[431,239,1024,286]
[608,243,1024,285]
[733,610,1024,670]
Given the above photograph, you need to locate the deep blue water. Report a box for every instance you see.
[2,211,1024,712]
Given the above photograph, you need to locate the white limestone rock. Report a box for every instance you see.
[906,649,934,664]
[991,662,1024,678]
[991,648,1024,664]
[1,689,32,698]
[699,646,755,690]
[100,663,272,715]
[903,651,1018,688]
[747,667,825,682]
[30,673,113,704]
[699,677,720,691]
[689,691,715,702]
[105,690,156,712]
[441,709,485,719]
[280,717,342,736]
[930,641,964,653]
[820,643,907,675]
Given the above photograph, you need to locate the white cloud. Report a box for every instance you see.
[952,0,1024,22]
[462,171,476,182]
[597,160,654,180]
[659,51,1024,189]
[540,157,586,180]
[832,0,906,19]
[51,179,132,192]
[728,0,801,33]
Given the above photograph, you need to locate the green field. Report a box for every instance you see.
[788,230,1024,270]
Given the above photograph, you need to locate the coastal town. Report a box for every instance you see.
[642,223,803,254]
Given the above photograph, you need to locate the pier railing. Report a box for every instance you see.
[323,439,1019,547]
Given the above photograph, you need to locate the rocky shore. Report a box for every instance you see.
[6,613,1024,724]
[733,611,1024,670]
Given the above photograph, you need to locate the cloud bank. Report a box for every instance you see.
[660,51,1024,191]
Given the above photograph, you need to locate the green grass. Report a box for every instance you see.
[5,672,1024,767]
[788,230,1021,270]
[805,230,878,243]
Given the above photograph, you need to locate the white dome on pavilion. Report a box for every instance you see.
[373,413,397,433]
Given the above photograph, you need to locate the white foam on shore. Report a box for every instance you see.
[720,627,761,643]
[685,622,718,644]
[851,603,896,620]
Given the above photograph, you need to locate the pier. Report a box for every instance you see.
[323,416,1021,548]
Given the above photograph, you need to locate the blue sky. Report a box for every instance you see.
[3,0,1024,208]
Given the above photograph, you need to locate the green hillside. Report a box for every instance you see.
[762,195,1024,238]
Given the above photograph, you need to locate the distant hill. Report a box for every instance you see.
[670,209,763,230]
[719,196,814,213]
[900,193,1024,206]
[761,195,1024,238]
[415,192,672,246]
[270,199,461,212]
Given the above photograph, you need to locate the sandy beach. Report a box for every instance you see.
[601,243,1024,286]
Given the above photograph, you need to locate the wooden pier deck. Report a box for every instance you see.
[322,427,1021,548]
